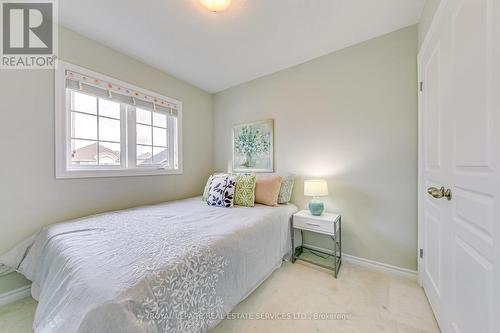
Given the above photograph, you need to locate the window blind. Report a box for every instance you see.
[65,70,178,116]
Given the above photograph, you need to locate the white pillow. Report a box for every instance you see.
[207,176,236,208]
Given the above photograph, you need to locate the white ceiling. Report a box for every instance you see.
[60,0,425,93]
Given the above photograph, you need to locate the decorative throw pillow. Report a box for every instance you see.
[234,174,256,207]
[254,175,283,206]
[207,176,236,208]
[202,175,214,201]
[278,175,295,204]
[202,173,229,201]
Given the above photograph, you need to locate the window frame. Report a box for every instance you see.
[67,90,127,170]
[55,61,183,179]
[133,106,172,168]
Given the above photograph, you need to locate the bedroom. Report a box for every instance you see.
[0,0,498,332]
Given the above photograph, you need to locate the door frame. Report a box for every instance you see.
[417,0,448,286]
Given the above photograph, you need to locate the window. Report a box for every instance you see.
[136,108,168,166]
[70,91,122,166]
[55,61,182,178]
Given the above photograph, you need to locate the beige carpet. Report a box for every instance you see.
[0,261,440,333]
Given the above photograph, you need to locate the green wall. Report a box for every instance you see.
[0,26,213,295]
[1,24,422,298]
[214,26,419,271]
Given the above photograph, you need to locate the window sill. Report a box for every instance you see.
[55,167,183,179]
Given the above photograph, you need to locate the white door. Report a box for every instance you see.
[419,0,500,332]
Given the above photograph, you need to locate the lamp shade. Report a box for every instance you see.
[304,180,328,197]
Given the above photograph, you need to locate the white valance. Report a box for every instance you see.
[65,70,178,116]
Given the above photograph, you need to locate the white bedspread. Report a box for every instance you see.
[0,197,297,333]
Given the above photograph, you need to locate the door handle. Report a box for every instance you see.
[427,186,452,201]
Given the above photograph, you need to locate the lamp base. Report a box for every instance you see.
[308,198,324,216]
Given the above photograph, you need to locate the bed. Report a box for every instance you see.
[0,197,298,333]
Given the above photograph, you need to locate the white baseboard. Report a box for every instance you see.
[342,254,417,280]
[0,285,32,307]
[302,243,417,280]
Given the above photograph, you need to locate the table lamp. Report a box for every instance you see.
[304,180,328,216]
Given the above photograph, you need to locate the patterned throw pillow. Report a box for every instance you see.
[234,174,256,207]
[278,175,295,204]
[207,176,236,208]
[202,173,229,201]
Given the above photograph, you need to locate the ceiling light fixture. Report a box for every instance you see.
[199,0,232,12]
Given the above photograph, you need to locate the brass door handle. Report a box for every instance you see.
[427,186,452,201]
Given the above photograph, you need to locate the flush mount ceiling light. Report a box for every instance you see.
[199,0,232,12]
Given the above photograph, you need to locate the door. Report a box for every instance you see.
[419,0,500,332]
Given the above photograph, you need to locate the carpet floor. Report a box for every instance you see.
[0,261,440,333]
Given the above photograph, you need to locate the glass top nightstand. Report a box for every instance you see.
[291,210,342,278]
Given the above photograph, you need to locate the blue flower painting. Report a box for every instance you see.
[233,119,274,172]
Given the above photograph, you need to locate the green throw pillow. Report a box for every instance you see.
[234,174,256,207]
[202,175,214,201]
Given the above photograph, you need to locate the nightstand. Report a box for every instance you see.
[291,210,342,278]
